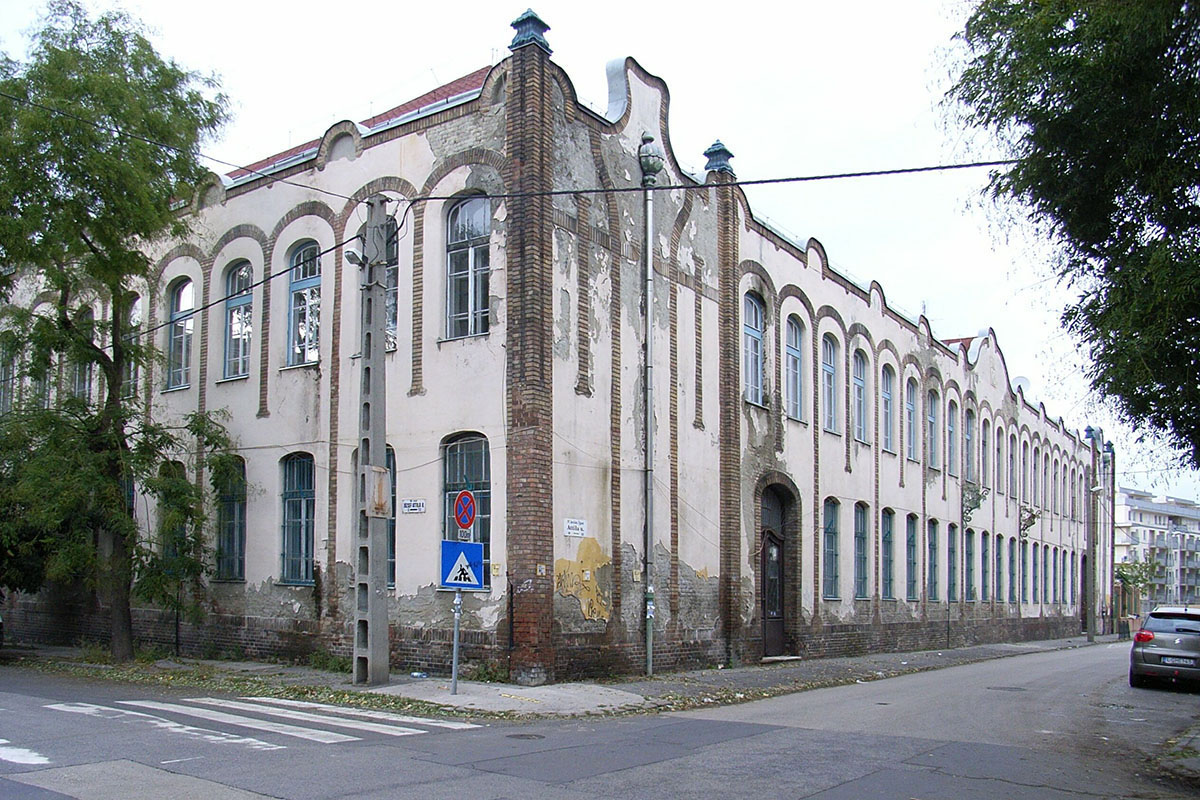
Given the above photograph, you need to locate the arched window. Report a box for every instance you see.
[288,241,321,365]
[881,365,895,452]
[785,316,803,419]
[906,514,919,600]
[386,446,396,587]
[852,350,868,442]
[224,261,253,378]
[1021,539,1029,602]
[981,419,990,486]
[981,531,990,602]
[822,498,840,598]
[1032,540,1040,603]
[905,379,918,460]
[1022,442,1030,502]
[948,523,958,601]
[159,461,188,560]
[995,534,1005,602]
[927,519,939,601]
[215,456,247,581]
[1009,538,1017,602]
[443,433,491,585]
[881,508,895,599]
[821,335,838,432]
[120,293,142,398]
[281,452,315,583]
[742,293,765,405]
[167,281,193,388]
[947,401,958,475]
[927,390,940,467]
[966,528,976,601]
[1009,433,1018,495]
[854,502,868,598]
[1032,446,1040,506]
[965,409,976,482]
[1043,454,1051,510]
[1052,460,1059,514]
[0,344,13,414]
[446,196,491,339]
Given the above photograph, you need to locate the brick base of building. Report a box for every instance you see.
[4,590,1081,680]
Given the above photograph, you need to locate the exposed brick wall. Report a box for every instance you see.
[504,40,556,686]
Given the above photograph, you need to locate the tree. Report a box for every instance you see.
[949,1,1200,467]
[0,1,228,659]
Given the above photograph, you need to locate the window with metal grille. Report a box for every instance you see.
[281,453,315,583]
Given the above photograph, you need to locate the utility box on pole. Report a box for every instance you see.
[353,195,391,685]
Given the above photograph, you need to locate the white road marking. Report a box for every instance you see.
[161,756,205,764]
[47,702,285,751]
[118,700,358,744]
[185,698,425,737]
[242,697,480,730]
[0,738,50,765]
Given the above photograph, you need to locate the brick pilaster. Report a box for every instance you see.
[504,19,556,686]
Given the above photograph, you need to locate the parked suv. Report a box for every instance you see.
[1129,606,1200,688]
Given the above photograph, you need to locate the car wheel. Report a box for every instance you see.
[1129,670,1149,689]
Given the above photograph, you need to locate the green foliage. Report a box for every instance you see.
[1116,559,1156,590]
[308,649,353,673]
[950,1,1200,467]
[461,659,510,683]
[0,2,228,660]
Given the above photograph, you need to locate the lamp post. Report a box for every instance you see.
[1105,440,1116,633]
[1084,426,1099,642]
[638,132,664,677]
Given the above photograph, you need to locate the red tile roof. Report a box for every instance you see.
[227,66,492,182]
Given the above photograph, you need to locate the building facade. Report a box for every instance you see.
[4,12,1113,683]
[1116,487,1200,609]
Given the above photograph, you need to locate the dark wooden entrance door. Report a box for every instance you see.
[763,530,784,656]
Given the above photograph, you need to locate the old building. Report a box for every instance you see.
[5,11,1113,684]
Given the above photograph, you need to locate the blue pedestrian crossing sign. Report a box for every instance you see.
[440,540,486,590]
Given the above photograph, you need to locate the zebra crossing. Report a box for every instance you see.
[45,695,479,751]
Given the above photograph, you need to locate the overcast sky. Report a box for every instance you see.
[3,0,1195,498]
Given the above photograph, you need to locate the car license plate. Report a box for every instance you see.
[1161,657,1195,666]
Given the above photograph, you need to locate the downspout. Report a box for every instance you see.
[639,132,664,676]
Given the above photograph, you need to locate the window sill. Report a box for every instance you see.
[822,427,841,436]
[853,435,870,446]
[216,374,249,385]
[785,414,807,424]
[437,332,489,346]
[278,580,315,587]
[162,384,190,394]
[744,398,768,410]
[882,447,897,456]
[212,577,246,584]
[280,362,319,372]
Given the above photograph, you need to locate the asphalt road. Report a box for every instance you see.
[2,641,1197,799]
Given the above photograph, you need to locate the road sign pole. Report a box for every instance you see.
[451,589,462,695]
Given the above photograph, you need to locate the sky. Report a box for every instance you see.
[2,0,1195,499]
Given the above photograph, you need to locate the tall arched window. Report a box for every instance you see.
[120,293,142,398]
[981,531,990,601]
[743,294,765,405]
[881,508,895,599]
[167,281,193,388]
[948,523,958,601]
[1032,446,1040,506]
[927,390,940,467]
[1009,433,1018,495]
[906,514,919,600]
[947,401,958,475]
[281,452,315,583]
[854,502,868,598]
[905,379,918,460]
[443,433,491,585]
[446,196,491,339]
[215,456,247,581]
[822,498,840,598]
[981,419,990,486]
[995,534,1005,602]
[1022,442,1030,502]
[1052,460,1060,514]
[1043,454,1051,510]
[224,261,253,378]
[966,528,976,601]
[927,519,939,601]
[821,335,838,432]
[881,365,895,452]
[1009,538,1017,602]
[288,241,321,366]
[785,316,803,419]
[852,350,868,442]
[965,409,975,482]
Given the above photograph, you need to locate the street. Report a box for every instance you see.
[1,642,1197,799]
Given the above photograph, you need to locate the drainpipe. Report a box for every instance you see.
[639,132,664,676]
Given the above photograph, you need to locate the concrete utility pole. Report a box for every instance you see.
[1085,426,1100,643]
[639,132,664,677]
[353,195,391,685]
